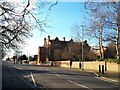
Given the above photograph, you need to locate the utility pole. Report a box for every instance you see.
[0,42,2,90]
[27,50,29,61]
[81,25,84,70]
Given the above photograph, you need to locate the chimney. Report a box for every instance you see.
[44,38,46,46]
[48,35,50,45]
[63,37,65,41]
[44,38,46,41]
[48,35,50,41]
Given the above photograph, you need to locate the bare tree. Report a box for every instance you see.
[104,2,120,59]
[104,42,116,59]
[62,42,81,60]
[83,2,120,60]
[54,49,62,60]
[84,2,110,60]
[0,0,58,57]
[0,1,32,56]
[62,40,92,61]
[71,24,82,42]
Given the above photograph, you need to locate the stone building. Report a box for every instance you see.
[37,47,46,64]
[38,36,74,64]
[38,35,91,64]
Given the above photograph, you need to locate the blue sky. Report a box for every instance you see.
[5,0,119,58]
[45,2,84,39]
[22,2,97,56]
[22,2,95,56]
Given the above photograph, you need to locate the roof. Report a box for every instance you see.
[49,37,74,44]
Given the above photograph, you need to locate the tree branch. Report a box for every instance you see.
[48,0,58,10]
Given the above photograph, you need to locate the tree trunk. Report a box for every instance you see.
[99,28,104,60]
[116,5,120,59]
[116,26,119,59]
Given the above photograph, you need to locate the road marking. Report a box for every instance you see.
[95,76,119,83]
[92,71,99,77]
[30,72,37,87]
[12,66,23,70]
[24,75,30,78]
[55,74,61,77]
[45,69,50,72]
[52,72,61,77]
[67,80,88,88]
[17,67,23,70]
[6,66,34,88]
[67,80,93,90]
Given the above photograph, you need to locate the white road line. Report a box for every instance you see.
[92,71,99,77]
[67,80,88,88]
[67,80,94,90]
[45,69,50,72]
[30,72,37,87]
[12,66,23,70]
[12,66,17,68]
[55,74,61,77]
[6,66,34,88]
[95,76,118,83]
[52,72,61,77]
[17,67,23,70]
[24,75,30,78]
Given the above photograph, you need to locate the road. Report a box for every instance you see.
[2,61,119,90]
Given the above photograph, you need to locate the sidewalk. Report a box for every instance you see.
[58,66,120,85]
[23,63,120,85]
[90,70,120,84]
[2,64,36,90]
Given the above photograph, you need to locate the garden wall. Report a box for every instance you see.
[54,61,120,72]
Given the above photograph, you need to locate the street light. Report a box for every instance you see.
[27,50,29,61]
[81,25,84,70]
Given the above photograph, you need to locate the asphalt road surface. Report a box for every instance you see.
[2,61,120,90]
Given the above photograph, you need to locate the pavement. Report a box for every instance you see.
[2,62,45,90]
[62,67,120,85]
[35,63,120,86]
[3,61,120,90]
[92,70,120,84]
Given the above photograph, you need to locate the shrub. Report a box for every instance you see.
[106,58,120,64]
[116,59,120,64]
[95,57,100,61]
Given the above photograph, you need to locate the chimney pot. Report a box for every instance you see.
[48,35,50,40]
[63,37,65,41]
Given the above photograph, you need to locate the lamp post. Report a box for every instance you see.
[27,50,29,64]
[81,25,84,70]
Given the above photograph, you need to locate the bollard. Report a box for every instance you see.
[102,65,104,74]
[51,61,53,66]
[105,61,107,71]
[99,65,101,73]
[79,62,82,69]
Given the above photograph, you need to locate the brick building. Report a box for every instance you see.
[38,35,90,64]
[38,36,74,64]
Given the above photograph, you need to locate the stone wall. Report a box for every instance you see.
[84,61,105,71]
[29,61,37,65]
[54,61,119,72]
[107,62,119,72]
